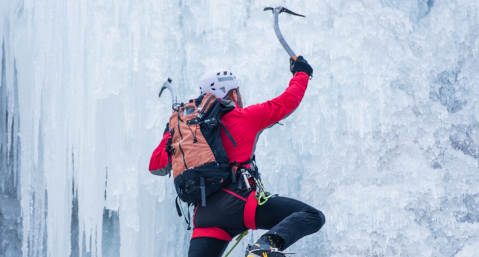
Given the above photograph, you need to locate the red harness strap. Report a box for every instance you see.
[221,188,247,201]
[221,188,259,230]
[191,194,232,242]
[191,189,259,241]
[191,227,232,242]
[244,192,258,230]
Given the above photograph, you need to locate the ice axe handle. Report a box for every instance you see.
[264,7,304,60]
[158,78,178,113]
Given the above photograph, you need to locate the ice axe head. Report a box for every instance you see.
[264,6,305,18]
[263,6,305,60]
[158,78,178,113]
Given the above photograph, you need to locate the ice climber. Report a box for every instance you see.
[149,56,325,257]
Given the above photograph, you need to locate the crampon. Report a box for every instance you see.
[245,243,295,257]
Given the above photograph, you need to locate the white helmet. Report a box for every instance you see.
[198,69,238,99]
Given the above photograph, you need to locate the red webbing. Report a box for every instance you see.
[191,227,232,242]
[221,188,247,201]
[244,192,258,230]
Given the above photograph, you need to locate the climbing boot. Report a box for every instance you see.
[245,242,286,257]
[245,235,286,257]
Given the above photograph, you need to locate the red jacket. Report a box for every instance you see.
[149,72,309,172]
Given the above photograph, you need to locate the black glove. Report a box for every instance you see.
[290,56,313,77]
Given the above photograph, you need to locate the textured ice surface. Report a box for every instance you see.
[1,0,479,256]
[1,30,22,257]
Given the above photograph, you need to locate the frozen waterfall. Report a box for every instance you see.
[1,0,479,256]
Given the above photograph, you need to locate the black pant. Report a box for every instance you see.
[188,183,325,257]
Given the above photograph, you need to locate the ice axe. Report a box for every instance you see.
[158,77,178,113]
[264,6,305,60]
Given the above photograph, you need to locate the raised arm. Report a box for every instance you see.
[244,71,310,131]
[242,56,313,131]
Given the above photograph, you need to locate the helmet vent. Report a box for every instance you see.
[223,71,227,75]
[210,83,215,87]
[211,88,216,91]
[230,72,232,75]
[217,72,220,76]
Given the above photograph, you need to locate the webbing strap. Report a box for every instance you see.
[166,138,173,177]
[221,189,257,230]
[218,120,237,147]
[175,197,191,230]
[200,177,206,207]
[231,164,238,184]
[244,192,258,230]
[238,176,243,189]
[239,159,254,166]
[175,197,182,217]
[218,163,230,168]
[221,188,247,201]
[191,227,232,242]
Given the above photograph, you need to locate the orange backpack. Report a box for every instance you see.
[165,93,237,206]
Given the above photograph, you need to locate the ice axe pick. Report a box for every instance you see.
[158,78,178,113]
[264,6,305,60]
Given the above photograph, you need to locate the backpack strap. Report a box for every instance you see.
[165,137,174,177]
[175,197,192,230]
[200,177,206,207]
[218,120,237,147]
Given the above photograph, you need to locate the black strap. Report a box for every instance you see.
[239,158,258,176]
[218,120,237,147]
[163,122,170,135]
[238,174,243,189]
[175,197,182,217]
[186,203,191,230]
[176,109,183,122]
[239,159,253,166]
[200,177,206,207]
[218,163,230,168]
[165,138,173,178]
[175,197,191,230]
[167,154,172,178]
[230,161,238,183]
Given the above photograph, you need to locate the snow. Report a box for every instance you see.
[1,0,479,256]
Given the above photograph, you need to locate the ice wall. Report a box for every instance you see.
[1,0,479,256]
[1,33,22,256]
